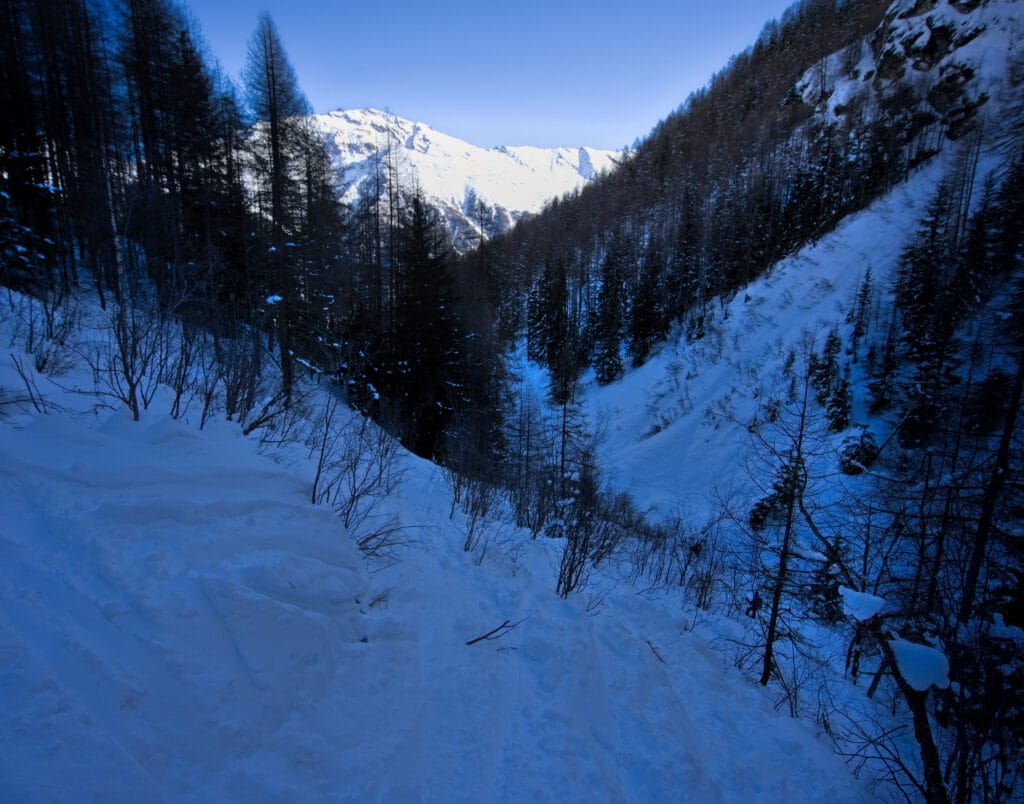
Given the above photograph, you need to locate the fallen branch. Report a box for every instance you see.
[465,618,525,646]
[646,639,666,664]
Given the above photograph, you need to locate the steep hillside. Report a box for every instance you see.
[474,0,1022,370]
[315,109,620,251]
[0,299,868,802]
[495,3,1024,800]
[579,151,950,513]
[573,0,1023,506]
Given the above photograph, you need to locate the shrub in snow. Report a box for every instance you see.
[838,430,878,475]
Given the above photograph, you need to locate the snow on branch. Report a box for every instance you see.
[839,585,887,622]
[888,636,950,692]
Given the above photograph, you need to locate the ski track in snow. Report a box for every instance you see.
[0,364,868,800]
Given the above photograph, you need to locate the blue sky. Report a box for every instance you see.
[186,0,797,150]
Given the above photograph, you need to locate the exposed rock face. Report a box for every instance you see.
[801,0,1020,143]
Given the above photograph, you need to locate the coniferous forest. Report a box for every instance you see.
[1,0,502,460]
[2,0,1024,801]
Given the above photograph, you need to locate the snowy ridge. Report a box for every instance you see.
[0,299,866,800]
[315,108,620,250]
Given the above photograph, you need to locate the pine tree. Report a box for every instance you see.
[894,182,954,354]
[528,258,576,403]
[387,193,466,458]
[811,327,841,406]
[849,267,872,361]
[592,231,629,384]
[826,364,852,432]
[0,0,95,294]
[627,241,667,366]
[868,310,899,413]
[989,154,1024,277]
[893,182,963,446]
[290,123,344,369]
[668,189,702,321]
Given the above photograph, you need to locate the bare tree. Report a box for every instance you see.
[309,395,403,533]
[243,13,310,406]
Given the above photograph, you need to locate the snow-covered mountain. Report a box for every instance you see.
[314,108,620,251]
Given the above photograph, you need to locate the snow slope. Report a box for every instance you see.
[0,303,867,801]
[580,155,952,517]
[316,108,620,250]
[579,0,1024,516]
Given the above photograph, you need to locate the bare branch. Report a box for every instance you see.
[465,618,526,646]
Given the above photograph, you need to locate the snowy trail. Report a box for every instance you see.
[1,377,868,801]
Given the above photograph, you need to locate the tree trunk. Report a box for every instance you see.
[958,348,1023,625]
[877,634,950,804]
[760,370,811,687]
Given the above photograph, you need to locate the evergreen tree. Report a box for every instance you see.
[848,266,872,361]
[120,0,187,297]
[667,188,702,321]
[290,124,344,369]
[826,364,852,432]
[527,257,576,403]
[811,326,841,406]
[989,154,1024,277]
[893,182,963,446]
[894,182,954,352]
[388,193,465,458]
[1,0,121,298]
[592,230,629,384]
[868,309,899,413]
[627,241,667,366]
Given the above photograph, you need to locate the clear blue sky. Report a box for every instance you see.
[185,0,797,150]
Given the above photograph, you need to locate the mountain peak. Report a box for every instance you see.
[314,108,620,251]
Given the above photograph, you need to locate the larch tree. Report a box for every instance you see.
[243,12,310,406]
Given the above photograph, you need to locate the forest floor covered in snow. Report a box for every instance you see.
[0,292,869,801]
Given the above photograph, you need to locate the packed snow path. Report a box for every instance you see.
[0,398,867,801]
